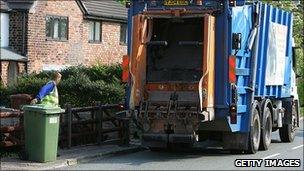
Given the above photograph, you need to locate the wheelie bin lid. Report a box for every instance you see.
[22,104,64,114]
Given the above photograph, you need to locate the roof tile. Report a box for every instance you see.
[0,0,10,11]
[80,0,127,21]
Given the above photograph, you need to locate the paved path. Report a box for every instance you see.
[1,145,142,170]
[60,118,304,170]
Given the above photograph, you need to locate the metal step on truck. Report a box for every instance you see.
[121,0,300,154]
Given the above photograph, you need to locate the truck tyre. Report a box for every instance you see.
[246,108,261,154]
[259,107,272,150]
[230,150,244,154]
[279,102,297,142]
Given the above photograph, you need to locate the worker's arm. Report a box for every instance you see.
[36,82,55,101]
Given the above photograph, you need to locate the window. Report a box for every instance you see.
[89,21,101,42]
[120,23,127,45]
[46,15,68,40]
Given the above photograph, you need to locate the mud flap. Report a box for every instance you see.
[223,132,249,150]
[282,99,293,125]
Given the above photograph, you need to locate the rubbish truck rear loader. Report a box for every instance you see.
[121,0,300,154]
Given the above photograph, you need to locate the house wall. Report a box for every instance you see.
[24,1,127,73]
[1,11,26,86]
[0,61,26,86]
[17,62,26,75]
[0,12,9,85]
[0,62,9,85]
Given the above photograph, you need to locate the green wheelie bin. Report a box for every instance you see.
[23,104,63,162]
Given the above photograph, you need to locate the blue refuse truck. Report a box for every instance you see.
[122,0,300,154]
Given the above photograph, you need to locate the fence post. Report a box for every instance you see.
[66,104,72,149]
[96,101,103,145]
[122,118,130,145]
[59,108,63,148]
[20,111,25,146]
[118,118,123,145]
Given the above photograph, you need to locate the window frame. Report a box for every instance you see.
[120,23,128,45]
[88,20,102,43]
[45,15,69,41]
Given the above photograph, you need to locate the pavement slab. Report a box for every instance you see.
[0,143,144,170]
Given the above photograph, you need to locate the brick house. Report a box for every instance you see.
[0,0,128,85]
[1,0,27,86]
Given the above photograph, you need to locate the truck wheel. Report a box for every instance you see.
[246,108,261,154]
[279,103,297,142]
[230,150,244,154]
[259,107,272,150]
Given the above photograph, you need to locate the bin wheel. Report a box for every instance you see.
[246,108,261,154]
[259,107,272,150]
[279,102,297,142]
[18,149,29,161]
[149,147,163,152]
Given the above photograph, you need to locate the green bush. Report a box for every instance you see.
[0,83,9,107]
[1,64,125,108]
[9,77,48,96]
[57,64,122,83]
[57,73,124,107]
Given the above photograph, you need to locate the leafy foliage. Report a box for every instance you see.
[0,82,10,107]
[1,65,125,108]
[117,0,129,5]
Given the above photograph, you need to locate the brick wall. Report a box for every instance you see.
[2,11,28,86]
[26,1,127,73]
[17,63,26,75]
[0,62,9,85]
[0,61,25,86]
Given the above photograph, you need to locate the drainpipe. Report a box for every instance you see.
[0,60,2,83]
[22,11,26,56]
[21,10,29,74]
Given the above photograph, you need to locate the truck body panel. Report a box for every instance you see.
[123,0,299,151]
[255,3,293,98]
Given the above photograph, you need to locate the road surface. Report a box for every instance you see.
[60,118,304,170]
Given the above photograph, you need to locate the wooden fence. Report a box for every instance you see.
[0,103,129,150]
[0,110,24,148]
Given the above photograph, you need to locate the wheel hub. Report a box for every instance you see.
[265,116,271,145]
[253,118,260,149]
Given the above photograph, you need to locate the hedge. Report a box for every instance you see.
[0,64,125,108]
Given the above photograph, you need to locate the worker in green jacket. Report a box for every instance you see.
[30,72,62,106]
